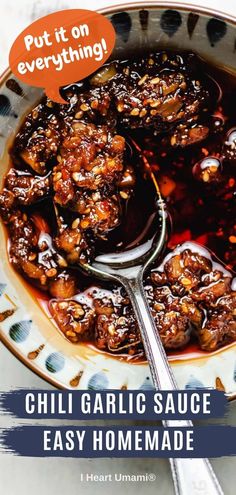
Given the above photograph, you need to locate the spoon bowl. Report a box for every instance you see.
[82,139,167,281]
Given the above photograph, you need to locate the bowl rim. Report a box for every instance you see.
[0,0,235,83]
[0,1,236,397]
[0,1,235,86]
[99,1,236,25]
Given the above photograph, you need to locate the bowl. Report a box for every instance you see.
[0,1,236,395]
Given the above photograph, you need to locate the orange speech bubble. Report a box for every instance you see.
[9,9,116,104]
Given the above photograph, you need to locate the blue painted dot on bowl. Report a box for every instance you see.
[0,283,6,297]
[88,372,109,390]
[9,320,32,343]
[187,13,199,39]
[0,95,12,116]
[185,376,205,389]
[111,12,132,43]
[45,352,65,373]
[139,9,149,31]
[6,79,24,96]
[160,10,182,38]
[206,18,227,46]
[140,376,155,390]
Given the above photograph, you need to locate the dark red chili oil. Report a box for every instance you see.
[5,57,236,362]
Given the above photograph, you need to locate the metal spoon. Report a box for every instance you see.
[77,141,223,495]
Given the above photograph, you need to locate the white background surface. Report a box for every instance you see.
[0,1,236,494]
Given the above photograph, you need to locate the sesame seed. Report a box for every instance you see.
[139,109,147,117]
[72,172,80,182]
[72,218,80,229]
[75,111,84,119]
[91,100,99,109]
[46,268,57,278]
[181,277,192,286]
[120,191,128,199]
[73,305,85,318]
[57,257,68,268]
[202,171,210,182]
[150,77,160,85]
[117,102,124,112]
[130,108,140,116]
[66,330,77,338]
[28,253,37,261]
[138,74,148,86]
[80,219,90,229]
[54,172,62,181]
[108,324,115,335]
[150,100,161,108]
[80,103,89,112]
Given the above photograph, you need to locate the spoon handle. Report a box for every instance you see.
[124,275,177,390]
[123,276,224,495]
[169,457,223,495]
